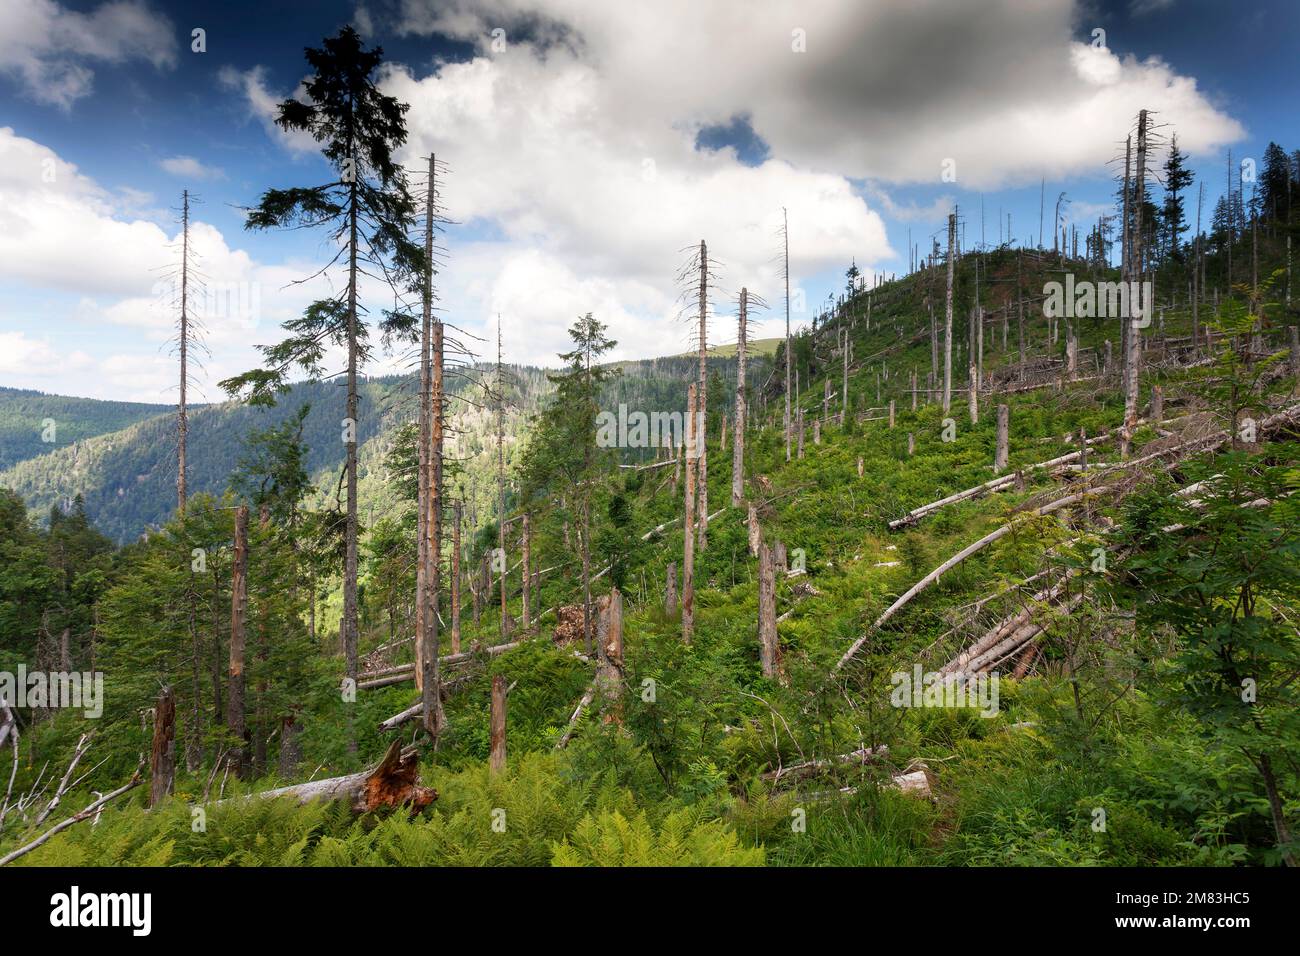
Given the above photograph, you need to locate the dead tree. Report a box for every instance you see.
[496,321,510,638]
[683,382,698,644]
[149,686,175,807]
[521,512,532,631]
[489,674,507,775]
[227,503,249,777]
[595,589,624,722]
[417,154,446,738]
[757,541,782,679]
[1122,111,1149,457]
[451,501,462,654]
[732,288,750,507]
[783,207,793,461]
[995,404,1010,472]
[943,211,955,414]
[664,562,678,615]
[968,305,979,424]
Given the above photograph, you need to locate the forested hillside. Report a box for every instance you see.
[2,25,1297,875]
[0,387,173,472]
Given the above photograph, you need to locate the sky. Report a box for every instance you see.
[0,0,1296,403]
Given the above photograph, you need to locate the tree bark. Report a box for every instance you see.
[489,674,507,775]
[228,504,249,777]
[149,686,175,807]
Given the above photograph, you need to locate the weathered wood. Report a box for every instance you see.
[837,488,1108,671]
[596,589,624,722]
[0,766,143,868]
[682,383,698,644]
[757,542,781,679]
[245,740,436,814]
[521,512,531,631]
[664,562,678,615]
[228,503,249,777]
[451,501,462,655]
[149,686,175,808]
[994,404,1009,472]
[761,746,888,785]
[489,674,507,775]
[732,289,749,507]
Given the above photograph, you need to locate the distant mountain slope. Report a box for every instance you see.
[0,341,775,542]
[0,387,174,471]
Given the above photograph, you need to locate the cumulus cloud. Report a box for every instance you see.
[393,0,1242,188]
[0,0,177,109]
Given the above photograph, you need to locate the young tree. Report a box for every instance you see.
[519,313,618,653]
[219,27,424,713]
[1122,450,1300,866]
[1161,136,1194,262]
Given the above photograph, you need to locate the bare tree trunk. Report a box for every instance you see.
[521,512,531,631]
[943,212,955,414]
[664,562,678,616]
[596,589,624,723]
[732,288,748,507]
[747,502,760,557]
[149,686,175,807]
[497,323,509,639]
[1122,112,1148,456]
[784,208,792,462]
[177,189,189,516]
[968,306,979,425]
[451,501,462,654]
[757,541,781,679]
[228,504,249,778]
[683,382,698,644]
[489,674,507,775]
[995,404,1009,473]
[697,239,709,551]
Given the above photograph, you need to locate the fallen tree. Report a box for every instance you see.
[230,740,436,815]
[836,486,1111,671]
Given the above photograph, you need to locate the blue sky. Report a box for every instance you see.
[1,0,1296,402]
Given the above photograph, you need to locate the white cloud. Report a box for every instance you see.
[218,65,317,153]
[0,330,93,378]
[158,155,225,181]
[393,0,1242,188]
[0,0,176,109]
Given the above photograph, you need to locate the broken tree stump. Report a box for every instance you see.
[248,740,436,815]
[149,686,175,808]
[489,674,507,775]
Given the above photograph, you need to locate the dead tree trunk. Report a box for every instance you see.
[995,404,1010,472]
[664,563,678,616]
[227,504,249,778]
[521,512,531,632]
[747,502,760,557]
[596,589,624,723]
[732,288,748,507]
[451,501,462,655]
[757,541,781,679]
[149,686,175,807]
[489,674,507,775]
[696,239,709,551]
[943,212,955,414]
[968,306,980,424]
[682,382,698,644]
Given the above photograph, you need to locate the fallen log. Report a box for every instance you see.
[761,746,888,786]
[359,639,525,690]
[836,487,1109,671]
[237,740,435,815]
